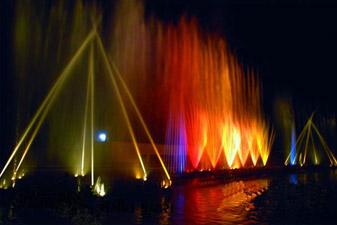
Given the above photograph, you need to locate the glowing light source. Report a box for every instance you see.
[93,176,106,197]
[96,131,107,142]
[161,179,171,189]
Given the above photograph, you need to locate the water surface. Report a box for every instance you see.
[1,170,337,225]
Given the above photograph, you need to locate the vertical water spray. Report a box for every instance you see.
[0,31,95,179]
[290,125,297,165]
[104,0,274,174]
[152,18,274,172]
[80,46,91,176]
[2,0,278,186]
[89,42,95,186]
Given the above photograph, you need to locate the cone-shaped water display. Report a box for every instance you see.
[285,113,337,166]
[1,0,275,190]
[110,1,275,173]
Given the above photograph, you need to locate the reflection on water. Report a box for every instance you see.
[289,174,298,185]
[172,179,269,225]
[2,170,337,224]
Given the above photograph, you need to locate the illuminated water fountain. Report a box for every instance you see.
[154,18,275,173]
[1,0,275,192]
[97,0,275,173]
[285,113,337,166]
[0,26,171,191]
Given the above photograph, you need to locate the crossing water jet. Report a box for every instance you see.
[285,113,337,166]
[95,32,148,181]
[2,0,279,190]
[0,30,96,180]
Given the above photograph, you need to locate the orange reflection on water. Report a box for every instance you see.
[173,179,269,225]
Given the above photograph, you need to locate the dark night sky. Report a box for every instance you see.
[144,0,337,113]
[145,0,337,162]
[1,0,337,162]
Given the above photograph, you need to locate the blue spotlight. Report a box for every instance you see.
[290,126,296,165]
[96,130,107,142]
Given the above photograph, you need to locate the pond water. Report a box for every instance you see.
[1,170,337,225]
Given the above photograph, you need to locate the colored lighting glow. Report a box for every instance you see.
[285,114,337,167]
[110,0,274,174]
[290,126,297,165]
[96,34,148,179]
[0,30,95,180]
[89,42,95,187]
[108,58,172,182]
[0,0,282,186]
[159,18,274,172]
[177,119,187,173]
[165,115,187,173]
